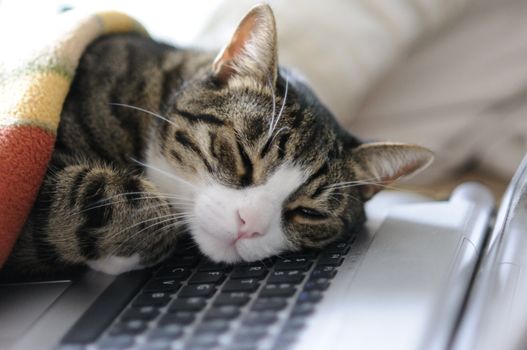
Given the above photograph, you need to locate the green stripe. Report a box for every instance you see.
[0,62,74,88]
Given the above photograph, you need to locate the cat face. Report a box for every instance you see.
[146,5,433,262]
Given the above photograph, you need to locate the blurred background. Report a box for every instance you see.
[2,0,526,199]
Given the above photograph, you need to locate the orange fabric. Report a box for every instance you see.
[0,126,55,266]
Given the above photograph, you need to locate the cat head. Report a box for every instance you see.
[146,4,433,262]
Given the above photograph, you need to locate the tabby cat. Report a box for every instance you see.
[4,5,433,275]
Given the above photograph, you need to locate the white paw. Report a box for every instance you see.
[87,254,142,275]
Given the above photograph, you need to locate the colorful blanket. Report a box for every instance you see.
[0,10,147,267]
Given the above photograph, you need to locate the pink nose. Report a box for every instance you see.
[236,208,267,240]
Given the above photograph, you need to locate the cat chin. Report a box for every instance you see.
[191,229,243,263]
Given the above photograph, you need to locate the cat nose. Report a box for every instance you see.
[236,208,268,239]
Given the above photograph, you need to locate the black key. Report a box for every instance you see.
[222,279,260,293]
[232,330,268,342]
[97,335,134,349]
[148,325,184,340]
[317,253,344,266]
[143,278,182,293]
[297,291,323,304]
[167,255,200,267]
[186,334,218,347]
[61,270,150,344]
[280,251,319,259]
[326,242,351,254]
[136,339,172,350]
[274,258,312,271]
[121,306,159,321]
[231,266,268,279]
[108,320,148,336]
[203,305,241,320]
[291,303,315,317]
[155,266,192,279]
[267,270,305,284]
[304,278,330,291]
[251,298,288,311]
[310,265,338,279]
[282,317,306,331]
[243,311,278,326]
[178,284,217,298]
[199,260,232,272]
[195,320,231,334]
[159,312,195,325]
[169,298,207,312]
[213,292,251,306]
[132,292,171,307]
[259,284,296,298]
[188,271,226,284]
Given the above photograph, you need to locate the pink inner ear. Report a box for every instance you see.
[213,14,257,82]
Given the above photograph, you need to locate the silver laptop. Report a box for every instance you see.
[1,153,526,350]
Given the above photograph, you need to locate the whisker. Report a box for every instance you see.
[130,157,197,189]
[110,102,178,128]
[269,78,289,138]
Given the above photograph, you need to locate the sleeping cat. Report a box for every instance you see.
[4,5,432,275]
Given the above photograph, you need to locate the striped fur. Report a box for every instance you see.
[4,5,432,275]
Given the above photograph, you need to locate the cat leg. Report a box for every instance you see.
[10,163,184,275]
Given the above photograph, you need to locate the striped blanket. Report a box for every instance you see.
[0,10,147,267]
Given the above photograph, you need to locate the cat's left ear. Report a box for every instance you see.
[349,142,434,200]
[212,4,278,85]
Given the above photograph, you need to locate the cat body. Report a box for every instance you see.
[4,5,432,275]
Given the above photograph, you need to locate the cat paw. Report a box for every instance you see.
[87,254,142,275]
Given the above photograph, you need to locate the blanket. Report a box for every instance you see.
[0,10,147,267]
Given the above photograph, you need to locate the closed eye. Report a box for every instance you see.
[285,206,328,221]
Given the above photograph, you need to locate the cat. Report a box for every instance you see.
[3,4,433,276]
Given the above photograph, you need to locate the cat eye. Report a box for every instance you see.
[286,206,328,221]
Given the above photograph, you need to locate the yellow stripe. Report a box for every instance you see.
[0,72,70,131]
[97,11,148,35]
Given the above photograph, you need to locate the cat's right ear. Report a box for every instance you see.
[212,4,278,86]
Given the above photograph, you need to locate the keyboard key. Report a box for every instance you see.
[311,265,338,279]
[232,329,268,342]
[121,306,159,321]
[166,255,200,268]
[304,278,330,291]
[280,251,319,259]
[148,325,184,340]
[222,279,260,293]
[259,284,297,298]
[136,339,172,350]
[297,291,323,304]
[231,266,268,279]
[243,311,278,326]
[282,317,306,331]
[188,271,226,284]
[251,298,288,311]
[274,258,312,271]
[198,260,232,272]
[108,320,148,336]
[318,253,344,266]
[132,292,171,307]
[213,292,251,306]
[291,303,315,317]
[178,284,217,298]
[169,298,207,312]
[143,278,182,293]
[194,319,231,335]
[155,266,192,279]
[97,335,134,349]
[267,270,305,284]
[326,242,351,254]
[186,334,219,347]
[159,312,195,325]
[204,306,241,320]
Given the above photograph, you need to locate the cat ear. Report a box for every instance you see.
[349,142,434,200]
[212,4,278,85]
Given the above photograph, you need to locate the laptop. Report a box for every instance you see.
[1,153,526,350]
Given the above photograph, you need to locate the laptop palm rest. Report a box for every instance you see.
[0,281,70,350]
[295,184,494,350]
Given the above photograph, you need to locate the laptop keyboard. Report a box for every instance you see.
[59,234,355,350]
